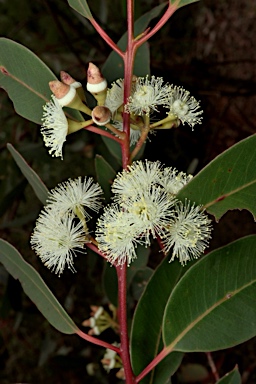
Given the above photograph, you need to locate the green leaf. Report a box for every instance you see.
[95,155,116,202]
[102,3,167,82]
[0,239,79,334]
[7,143,49,205]
[67,0,92,19]
[130,267,153,301]
[127,246,150,287]
[177,135,256,221]
[0,38,57,124]
[216,367,241,384]
[131,257,186,383]
[150,352,183,384]
[101,135,122,165]
[169,0,200,7]
[163,235,256,352]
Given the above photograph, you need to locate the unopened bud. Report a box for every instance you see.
[92,106,111,126]
[49,80,76,107]
[49,80,91,115]
[87,63,107,105]
[60,71,86,102]
[60,71,81,88]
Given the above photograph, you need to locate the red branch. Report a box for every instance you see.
[90,18,124,58]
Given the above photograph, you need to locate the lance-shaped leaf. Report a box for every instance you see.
[163,235,256,352]
[216,367,241,384]
[102,3,166,82]
[177,135,256,221]
[131,257,186,383]
[7,143,49,205]
[67,0,92,20]
[0,38,57,124]
[0,239,79,334]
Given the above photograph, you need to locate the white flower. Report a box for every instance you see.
[124,187,176,246]
[167,86,203,128]
[112,160,163,204]
[105,79,124,115]
[41,95,68,159]
[158,167,193,196]
[162,200,212,265]
[125,76,170,116]
[31,207,87,275]
[96,204,143,266]
[47,177,103,220]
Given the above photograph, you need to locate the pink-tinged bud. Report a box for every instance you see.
[92,106,111,126]
[49,80,76,107]
[49,80,91,115]
[60,71,82,89]
[60,71,75,85]
[87,62,107,93]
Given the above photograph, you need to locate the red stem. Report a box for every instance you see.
[86,3,180,383]
[90,18,124,58]
[84,125,123,143]
[135,346,172,383]
[116,265,135,383]
[122,0,136,168]
[115,2,136,382]
[134,3,178,49]
[86,242,107,259]
[76,329,120,352]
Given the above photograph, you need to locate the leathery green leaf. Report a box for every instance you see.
[0,239,79,334]
[67,0,92,19]
[131,257,186,383]
[163,235,256,352]
[177,135,256,221]
[0,38,56,124]
[7,143,49,205]
[216,366,241,384]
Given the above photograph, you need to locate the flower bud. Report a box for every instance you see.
[81,305,118,335]
[49,80,76,106]
[49,80,91,115]
[87,63,107,105]
[92,106,111,126]
[60,71,86,102]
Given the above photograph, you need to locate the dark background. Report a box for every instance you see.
[0,0,255,383]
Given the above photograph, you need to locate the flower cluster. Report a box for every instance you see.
[82,305,118,335]
[107,75,203,129]
[101,343,123,378]
[31,163,211,273]
[40,64,203,159]
[96,160,212,266]
[31,177,103,275]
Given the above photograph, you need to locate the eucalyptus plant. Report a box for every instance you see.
[0,0,256,383]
